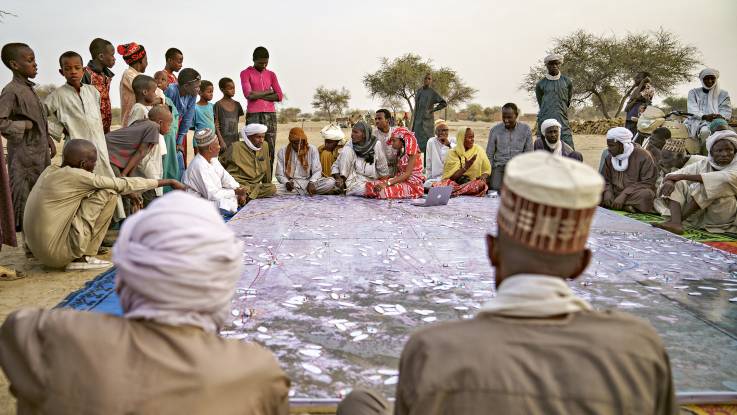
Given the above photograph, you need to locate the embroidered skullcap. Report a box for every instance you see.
[498,152,604,253]
[544,54,563,64]
[540,118,561,133]
[661,138,687,154]
[117,42,146,65]
[193,128,217,147]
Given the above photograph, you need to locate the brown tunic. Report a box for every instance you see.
[395,310,676,415]
[220,140,276,200]
[0,135,15,248]
[0,308,290,415]
[602,146,658,212]
[0,74,50,230]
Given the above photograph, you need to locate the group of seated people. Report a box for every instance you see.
[0,152,677,414]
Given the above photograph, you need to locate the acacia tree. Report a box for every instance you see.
[363,54,476,120]
[311,87,350,121]
[521,29,700,119]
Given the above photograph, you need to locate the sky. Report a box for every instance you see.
[1,0,736,116]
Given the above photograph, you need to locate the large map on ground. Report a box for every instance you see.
[222,196,737,400]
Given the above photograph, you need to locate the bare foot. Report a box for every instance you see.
[624,205,637,213]
[653,222,684,235]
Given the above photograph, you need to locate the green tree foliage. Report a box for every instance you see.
[522,29,700,119]
[311,87,350,122]
[363,54,476,120]
[661,96,688,113]
[278,107,302,123]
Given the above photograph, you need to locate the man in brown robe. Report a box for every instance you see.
[601,127,658,213]
[393,152,676,415]
[0,43,53,235]
[0,191,290,414]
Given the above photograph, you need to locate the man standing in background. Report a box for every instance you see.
[535,54,574,148]
[412,73,446,154]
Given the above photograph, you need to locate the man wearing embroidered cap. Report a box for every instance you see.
[219,123,277,201]
[533,118,582,161]
[601,127,658,212]
[183,128,248,214]
[685,68,732,143]
[424,118,455,187]
[1,191,290,413]
[535,53,574,148]
[275,127,337,195]
[318,123,345,178]
[394,152,676,415]
[654,129,737,235]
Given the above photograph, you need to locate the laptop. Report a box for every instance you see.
[411,186,452,207]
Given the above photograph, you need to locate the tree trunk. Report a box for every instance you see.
[592,90,611,120]
[613,85,636,118]
[404,97,414,128]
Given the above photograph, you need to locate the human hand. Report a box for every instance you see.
[237,194,247,206]
[307,182,317,195]
[335,177,345,190]
[169,180,186,191]
[24,120,33,131]
[176,145,184,154]
[373,182,387,192]
[479,173,489,181]
[612,198,624,211]
[463,155,477,170]
[234,187,247,197]
[659,180,676,197]
[127,192,143,212]
[286,181,295,192]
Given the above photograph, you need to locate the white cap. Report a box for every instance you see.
[320,124,345,141]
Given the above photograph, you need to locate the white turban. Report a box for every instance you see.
[606,127,635,172]
[705,129,737,170]
[320,124,345,141]
[544,54,563,64]
[540,118,561,133]
[242,123,268,138]
[113,191,244,333]
[699,68,720,83]
[699,68,722,116]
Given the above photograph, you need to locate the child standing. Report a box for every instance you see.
[82,38,116,133]
[163,47,183,85]
[0,43,53,235]
[154,70,180,186]
[194,80,215,133]
[164,67,200,169]
[214,77,244,150]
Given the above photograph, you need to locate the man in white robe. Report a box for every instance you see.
[685,68,732,143]
[183,128,246,214]
[373,109,397,176]
[424,119,455,188]
[332,121,390,196]
[275,127,335,195]
[655,130,737,235]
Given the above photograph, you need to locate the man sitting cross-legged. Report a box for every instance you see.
[332,120,390,196]
[22,139,184,270]
[533,118,582,161]
[275,127,336,196]
[393,152,676,415]
[219,123,277,202]
[601,127,657,213]
[654,129,737,235]
[1,191,290,414]
[183,128,249,215]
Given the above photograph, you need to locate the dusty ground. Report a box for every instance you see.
[0,121,606,413]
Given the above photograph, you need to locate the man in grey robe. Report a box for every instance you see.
[411,73,446,153]
[535,54,574,148]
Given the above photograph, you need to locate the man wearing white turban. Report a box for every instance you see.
[601,127,658,213]
[533,118,583,161]
[655,129,737,235]
[318,123,346,178]
[219,123,277,201]
[0,191,290,414]
[685,68,732,143]
[535,53,575,148]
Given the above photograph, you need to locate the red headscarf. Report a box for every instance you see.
[388,127,419,158]
[117,43,146,65]
[285,127,310,178]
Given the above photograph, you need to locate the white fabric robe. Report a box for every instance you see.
[685,87,732,139]
[274,144,335,195]
[424,135,455,187]
[332,140,390,196]
[182,154,239,213]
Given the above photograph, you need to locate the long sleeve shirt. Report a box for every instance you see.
[239,67,283,113]
[182,154,239,213]
[275,144,322,184]
[164,84,197,146]
[486,122,533,167]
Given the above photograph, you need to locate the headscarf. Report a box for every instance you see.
[442,126,491,181]
[388,127,419,159]
[241,124,267,151]
[193,128,217,148]
[113,191,244,333]
[709,118,729,133]
[606,127,635,172]
[699,68,722,116]
[351,121,378,164]
[540,119,563,156]
[705,129,737,170]
[117,42,146,65]
[285,127,310,178]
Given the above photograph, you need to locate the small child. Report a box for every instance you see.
[213,77,244,149]
[193,80,215,155]
[154,70,170,93]
[0,43,52,243]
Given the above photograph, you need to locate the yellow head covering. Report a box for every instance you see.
[442,126,491,180]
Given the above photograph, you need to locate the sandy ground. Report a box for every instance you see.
[0,122,606,413]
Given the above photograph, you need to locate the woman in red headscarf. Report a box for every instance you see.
[365,127,425,199]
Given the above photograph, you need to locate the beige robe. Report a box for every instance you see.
[0,308,290,415]
[275,144,335,195]
[655,158,737,233]
[22,165,158,268]
[395,311,675,415]
[220,141,276,200]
